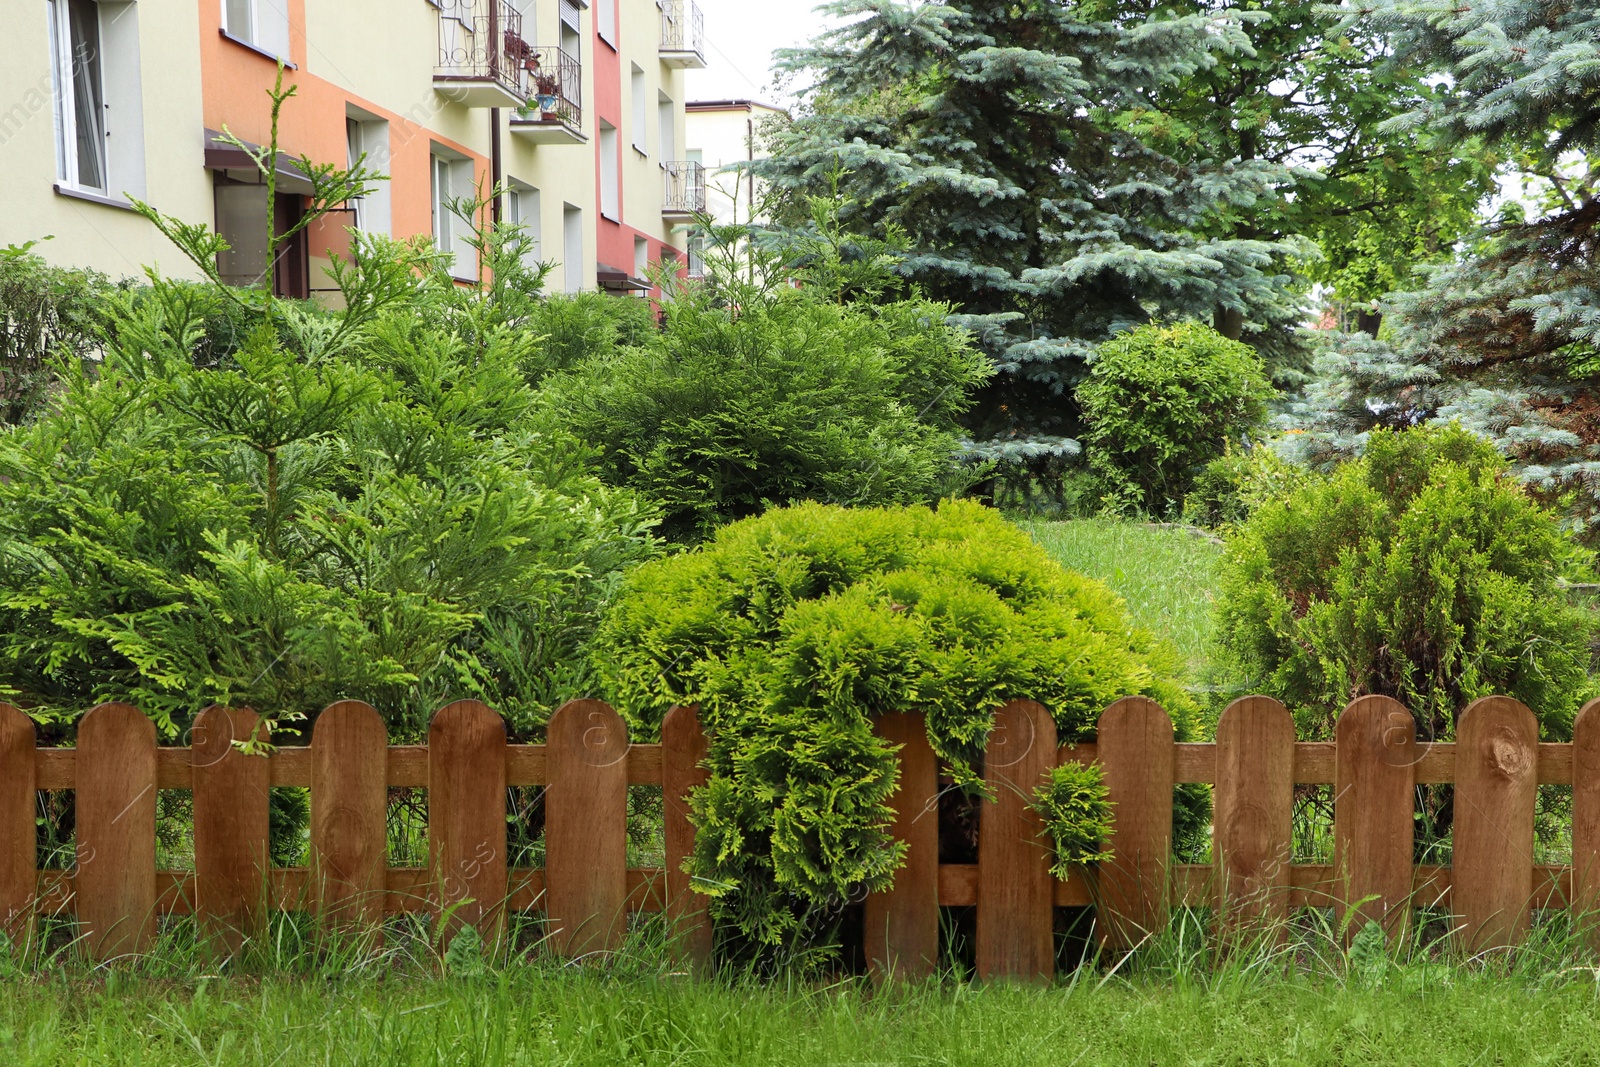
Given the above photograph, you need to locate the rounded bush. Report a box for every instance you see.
[1077,321,1275,517]
[596,499,1196,960]
[1214,425,1598,742]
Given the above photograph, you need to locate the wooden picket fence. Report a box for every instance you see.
[2,691,1599,979]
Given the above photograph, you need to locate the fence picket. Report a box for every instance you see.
[546,699,629,957]
[866,711,940,981]
[311,700,388,932]
[662,704,712,970]
[1214,696,1294,939]
[1334,695,1416,943]
[976,699,1055,981]
[1095,696,1174,952]
[76,703,157,959]
[192,706,270,953]
[0,704,35,944]
[429,701,508,950]
[1453,696,1538,952]
[1574,699,1600,944]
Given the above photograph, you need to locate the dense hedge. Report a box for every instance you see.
[597,500,1198,960]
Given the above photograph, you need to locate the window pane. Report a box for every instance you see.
[225,0,252,42]
[68,0,106,191]
[215,181,270,289]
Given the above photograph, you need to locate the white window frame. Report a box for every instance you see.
[221,0,291,62]
[345,113,391,237]
[658,92,675,163]
[507,181,542,270]
[49,0,145,202]
[431,149,478,282]
[596,0,615,48]
[598,122,619,222]
[562,203,584,292]
[631,65,648,155]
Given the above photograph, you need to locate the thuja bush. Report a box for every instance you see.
[1215,424,1598,744]
[0,233,655,743]
[597,499,1199,962]
[1078,322,1275,517]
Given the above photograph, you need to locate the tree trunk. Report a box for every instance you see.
[1356,310,1382,338]
[1213,306,1244,341]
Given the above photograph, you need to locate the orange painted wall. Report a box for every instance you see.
[196,0,487,257]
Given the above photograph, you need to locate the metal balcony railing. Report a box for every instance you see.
[435,0,529,103]
[523,45,583,131]
[659,1,705,60]
[662,161,706,216]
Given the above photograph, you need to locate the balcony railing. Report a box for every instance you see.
[435,0,529,107]
[661,161,706,217]
[510,46,583,143]
[658,1,706,68]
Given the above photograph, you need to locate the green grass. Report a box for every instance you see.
[5,968,1600,1065]
[1021,518,1225,680]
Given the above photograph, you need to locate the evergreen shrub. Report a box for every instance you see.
[547,258,990,542]
[1215,425,1597,742]
[0,243,119,425]
[1078,322,1275,517]
[1183,445,1315,528]
[596,499,1199,960]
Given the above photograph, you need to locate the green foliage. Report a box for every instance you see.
[0,243,119,425]
[760,1,1309,485]
[1183,445,1315,529]
[596,499,1195,959]
[547,218,989,541]
[518,291,657,383]
[1215,425,1597,742]
[1077,323,1275,517]
[1034,762,1113,879]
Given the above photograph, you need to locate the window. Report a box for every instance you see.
[49,0,106,192]
[221,0,291,61]
[214,175,307,298]
[507,182,542,269]
[562,204,583,292]
[631,65,647,154]
[599,122,619,221]
[559,0,582,66]
[658,94,675,162]
[686,229,705,279]
[431,150,478,281]
[345,113,391,236]
[633,236,648,284]
[597,0,615,48]
[49,0,144,200]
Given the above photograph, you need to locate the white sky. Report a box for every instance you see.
[684,0,840,107]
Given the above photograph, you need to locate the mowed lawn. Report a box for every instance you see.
[3,970,1599,1066]
[1021,518,1225,681]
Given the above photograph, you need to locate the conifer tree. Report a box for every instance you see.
[1285,1,1600,532]
[760,0,1309,478]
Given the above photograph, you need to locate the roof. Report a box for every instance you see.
[685,99,790,119]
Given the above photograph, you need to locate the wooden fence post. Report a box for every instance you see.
[1095,696,1174,953]
[311,700,389,933]
[192,706,270,953]
[429,701,508,950]
[1573,698,1600,947]
[1453,696,1537,953]
[545,699,629,958]
[865,711,940,981]
[976,699,1055,981]
[1214,696,1294,941]
[1334,695,1416,944]
[76,703,157,960]
[0,704,35,946]
[662,704,712,971]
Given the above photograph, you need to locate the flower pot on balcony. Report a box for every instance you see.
[535,94,558,116]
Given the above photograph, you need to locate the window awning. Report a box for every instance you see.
[203,129,317,195]
[596,263,651,292]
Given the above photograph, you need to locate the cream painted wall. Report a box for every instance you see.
[685,102,782,228]
[0,0,211,280]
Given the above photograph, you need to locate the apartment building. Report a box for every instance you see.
[1,0,710,298]
[683,98,785,275]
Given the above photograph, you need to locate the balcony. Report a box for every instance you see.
[659,1,706,69]
[434,0,529,108]
[509,46,584,145]
[661,161,706,219]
